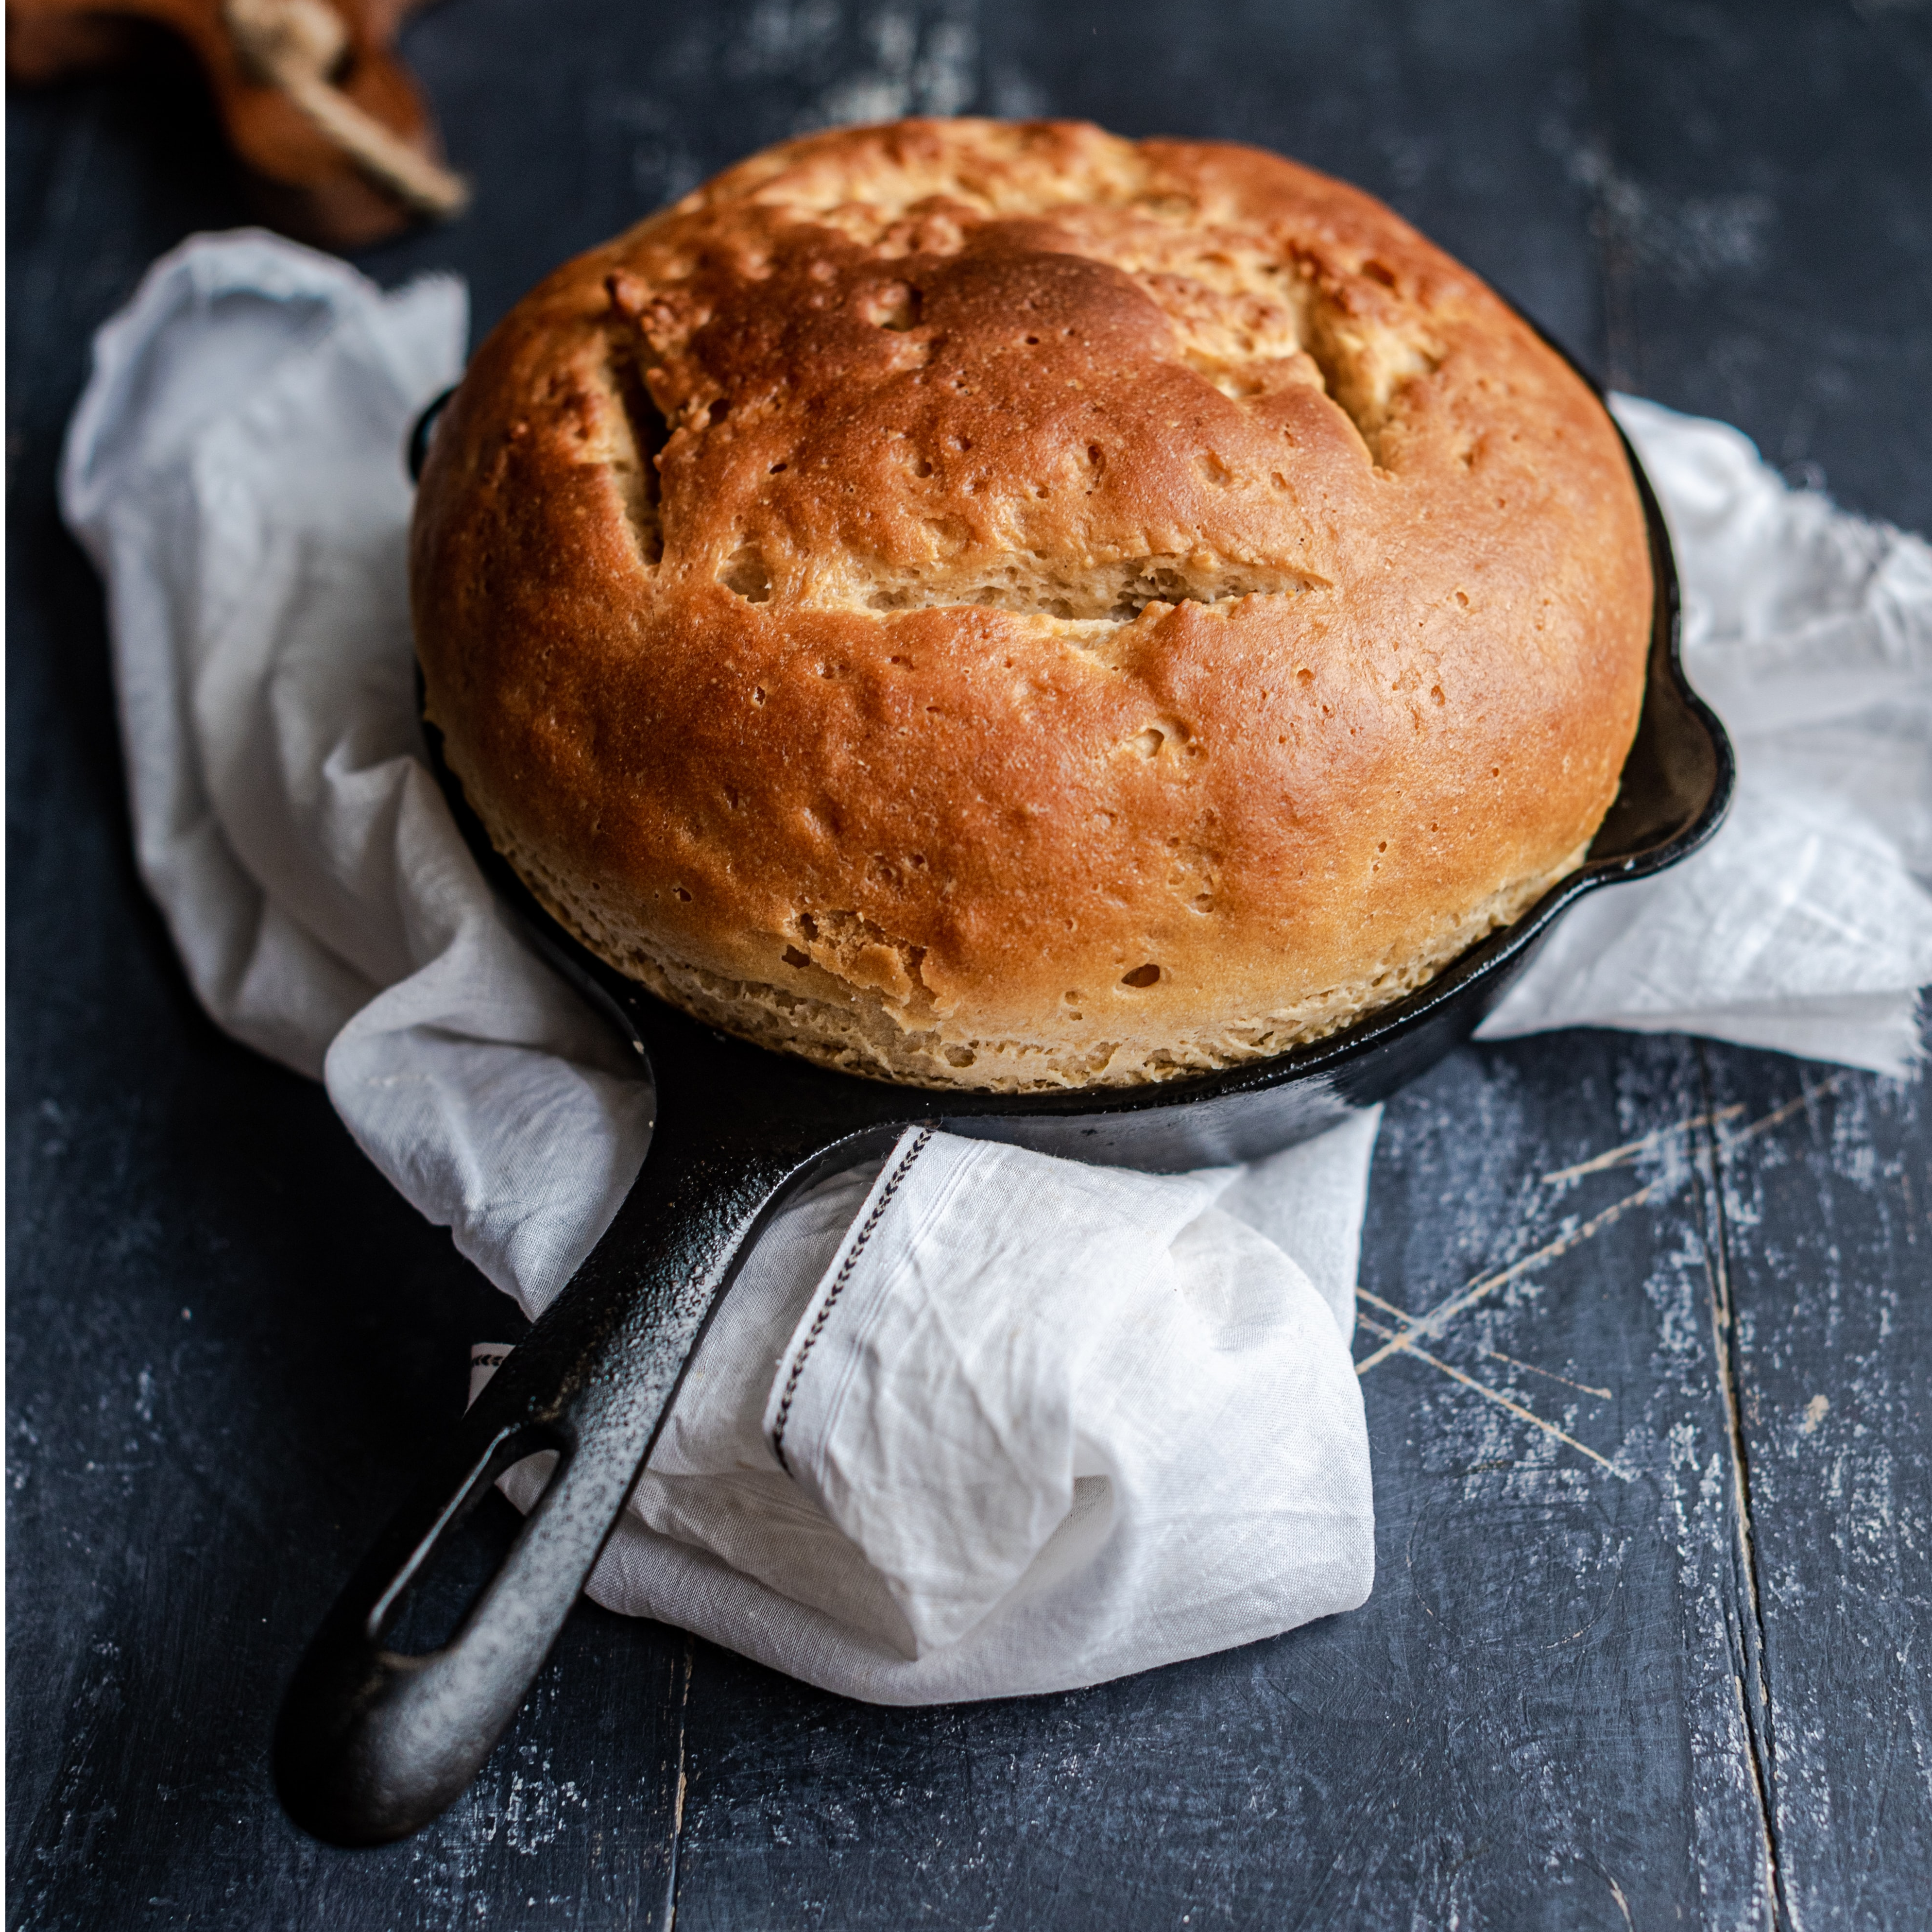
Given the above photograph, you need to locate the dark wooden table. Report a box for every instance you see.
[9,3,1930,1926]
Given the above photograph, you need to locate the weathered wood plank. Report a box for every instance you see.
[1583,0,1932,530]
[1705,1053,1932,1931]
[643,1036,1776,1930]
[6,0,1927,1926]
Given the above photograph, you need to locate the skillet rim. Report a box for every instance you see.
[413,345,1735,1125]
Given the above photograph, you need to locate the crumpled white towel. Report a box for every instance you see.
[480,1118,1381,1701]
[60,232,1932,1705]
[1478,394,1932,1070]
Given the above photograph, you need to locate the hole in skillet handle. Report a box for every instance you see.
[375,1432,549,1661]
[408,385,458,484]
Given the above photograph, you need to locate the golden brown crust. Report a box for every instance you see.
[412,119,1650,1090]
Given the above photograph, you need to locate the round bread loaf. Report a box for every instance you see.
[412,118,1650,1091]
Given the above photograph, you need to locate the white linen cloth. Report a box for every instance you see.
[61,233,1932,1704]
[1477,394,1932,1072]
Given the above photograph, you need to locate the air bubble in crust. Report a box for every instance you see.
[721,546,772,602]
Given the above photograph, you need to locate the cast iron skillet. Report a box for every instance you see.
[273,364,1733,1847]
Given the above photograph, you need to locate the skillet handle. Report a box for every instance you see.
[272,1112,899,1847]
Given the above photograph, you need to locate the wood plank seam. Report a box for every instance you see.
[1351,1059,1876,1917]
[1694,1042,1798,1932]
[661,1633,694,1932]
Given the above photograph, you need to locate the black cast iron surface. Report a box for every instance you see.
[9,0,1930,1924]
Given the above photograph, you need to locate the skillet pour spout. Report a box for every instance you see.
[273,380,1732,1847]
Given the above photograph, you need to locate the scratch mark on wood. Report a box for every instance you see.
[1354,1313,1618,1470]
[1604,1867,1635,1931]
[1541,1103,1746,1183]
[1361,1078,1849,1380]
[1359,1287,1614,1398]
[1477,1342,1614,1402]
[1355,1178,1666,1375]
[1719,1071,1848,1152]
[1354,1287,1415,1322]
